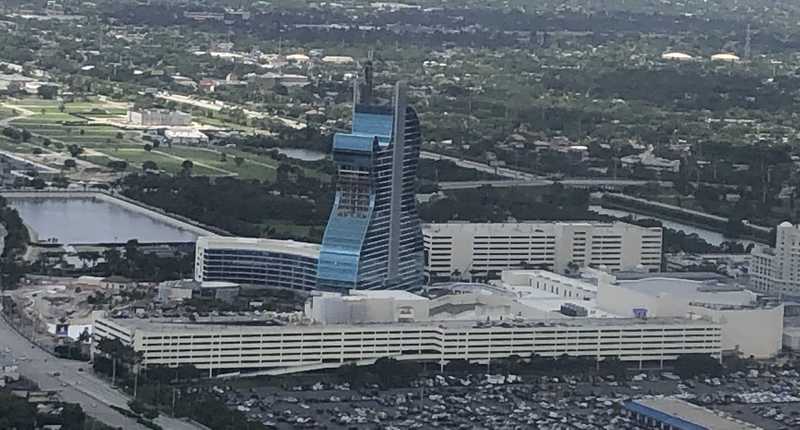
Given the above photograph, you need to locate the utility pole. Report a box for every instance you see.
[133,366,138,399]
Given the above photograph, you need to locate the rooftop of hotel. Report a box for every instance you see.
[198,236,321,259]
[423,220,661,231]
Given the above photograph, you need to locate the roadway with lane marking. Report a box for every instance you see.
[0,305,202,430]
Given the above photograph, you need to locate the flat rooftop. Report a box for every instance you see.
[504,270,599,293]
[100,315,717,335]
[198,236,321,259]
[627,397,762,430]
[516,289,619,318]
[615,277,755,306]
[349,290,427,301]
[615,271,727,281]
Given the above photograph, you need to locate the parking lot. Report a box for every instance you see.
[196,366,800,430]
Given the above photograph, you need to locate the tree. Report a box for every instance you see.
[30,178,46,189]
[96,336,136,386]
[102,248,123,274]
[277,163,293,183]
[63,158,77,169]
[58,403,87,430]
[107,160,128,171]
[20,128,31,142]
[67,144,82,158]
[52,176,69,188]
[234,156,245,166]
[116,131,124,139]
[142,160,158,172]
[143,143,153,152]
[42,138,51,147]
[0,392,36,429]
[674,354,723,379]
[181,159,194,176]
[220,152,227,162]
[37,84,58,99]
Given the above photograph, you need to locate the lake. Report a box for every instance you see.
[9,196,203,244]
[276,148,327,161]
[588,205,755,247]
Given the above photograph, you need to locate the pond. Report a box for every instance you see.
[9,196,203,244]
[276,148,327,161]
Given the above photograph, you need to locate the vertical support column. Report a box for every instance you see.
[387,81,408,281]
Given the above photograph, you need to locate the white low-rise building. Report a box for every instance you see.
[494,269,783,359]
[128,108,192,127]
[423,221,662,280]
[501,269,601,301]
[596,272,783,359]
[164,128,208,146]
[93,315,721,375]
[620,148,680,173]
[305,290,430,324]
[321,55,354,65]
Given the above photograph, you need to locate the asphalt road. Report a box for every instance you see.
[0,309,201,430]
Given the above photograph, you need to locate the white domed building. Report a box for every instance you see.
[660,52,693,61]
[711,53,740,62]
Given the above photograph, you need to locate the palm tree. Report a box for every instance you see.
[180,159,193,176]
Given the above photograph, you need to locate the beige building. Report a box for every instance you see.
[128,108,192,127]
[751,222,800,294]
[595,273,783,359]
[423,221,662,280]
[496,269,784,359]
[93,315,721,375]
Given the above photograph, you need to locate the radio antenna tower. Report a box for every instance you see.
[745,24,752,61]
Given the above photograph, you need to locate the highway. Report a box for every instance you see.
[421,151,674,189]
[420,150,543,180]
[437,178,671,190]
[0,306,201,430]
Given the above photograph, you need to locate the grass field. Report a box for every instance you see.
[0,135,33,153]
[0,97,327,182]
[11,114,144,147]
[158,146,278,181]
[7,98,127,115]
[5,97,138,145]
[94,148,221,176]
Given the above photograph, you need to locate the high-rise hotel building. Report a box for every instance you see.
[424,221,663,281]
[751,222,800,295]
[316,64,425,290]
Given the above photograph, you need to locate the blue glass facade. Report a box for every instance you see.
[317,82,424,290]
